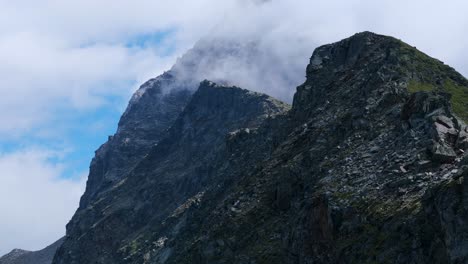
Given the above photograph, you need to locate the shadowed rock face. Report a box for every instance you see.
[50,32,468,264]
[53,81,289,264]
[79,35,302,209]
[0,238,63,264]
[78,72,193,209]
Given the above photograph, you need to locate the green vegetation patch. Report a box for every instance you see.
[398,39,468,123]
[444,79,468,123]
[406,79,468,123]
[398,41,449,77]
[407,80,435,93]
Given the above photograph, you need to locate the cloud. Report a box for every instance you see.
[0,1,238,137]
[0,148,86,255]
[0,32,177,137]
[1,0,467,136]
[157,0,468,103]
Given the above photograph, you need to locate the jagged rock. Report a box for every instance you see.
[402,91,464,164]
[429,116,459,152]
[460,155,468,166]
[79,74,193,208]
[458,127,468,150]
[431,141,457,162]
[53,81,289,264]
[402,92,452,123]
[423,169,468,263]
[435,115,455,128]
[416,160,432,169]
[432,121,458,141]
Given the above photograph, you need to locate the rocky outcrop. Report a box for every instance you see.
[0,238,63,264]
[79,34,301,209]
[157,32,468,263]
[51,32,468,263]
[51,35,294,264]
[79,73,193,208]
[182,32,468,264]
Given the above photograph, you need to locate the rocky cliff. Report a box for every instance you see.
[51,32,468,263]
[79,34,300,208]
[54,81,289,264]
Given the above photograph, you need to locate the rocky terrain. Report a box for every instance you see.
[0,238,63,264]
[5,31,468,263]
[53,79,289,264]
[79,34,302,210]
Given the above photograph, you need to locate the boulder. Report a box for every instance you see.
[431,141,457,163]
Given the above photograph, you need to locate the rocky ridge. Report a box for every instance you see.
[48,31,468,263]
[0,238,63,264]
[53,81,289,264]
[79,34,301,208]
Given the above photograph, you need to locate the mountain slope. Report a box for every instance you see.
[160,32,468,263]
[0,238,63,264]
[79,73,193,208]
[53,81,289,264]
[50,34,296,264]
[79,34,302,209]
[52,32,468,263]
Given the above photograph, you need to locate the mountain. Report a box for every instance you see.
[79,34,301,209]
[54,81,289,264]
[0,238,63,264]
[78,72,193,209]
[49,31,468,263]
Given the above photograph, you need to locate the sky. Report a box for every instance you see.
[0,0,467,256]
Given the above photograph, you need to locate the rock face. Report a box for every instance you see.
[79,34,302,208]
[52,32,468,263]
[79,73,193,208]
[0,238,63,264]
[54,81,289,264]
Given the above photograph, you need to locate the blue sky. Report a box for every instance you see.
[0,0,467,256]
[0,26,184,170]
[12,32,176,181]
[0,1,208,253]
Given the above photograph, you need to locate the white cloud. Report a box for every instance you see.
[0,31,178,137]
[161,0,468,103]
[0,1,233,137]
[0,148,86,255]
[0,0,466,136]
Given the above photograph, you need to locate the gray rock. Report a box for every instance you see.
[53,81,289,264]
[79,74,193,208]
[435,115,454,128]
[458,128,468,150]
[416,160,432,169]
[431,141,457,162]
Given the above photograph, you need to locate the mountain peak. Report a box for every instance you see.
[0,238,63,264]
[54,80,290,264]
[293,31,468,122]
[0,249,30,261]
